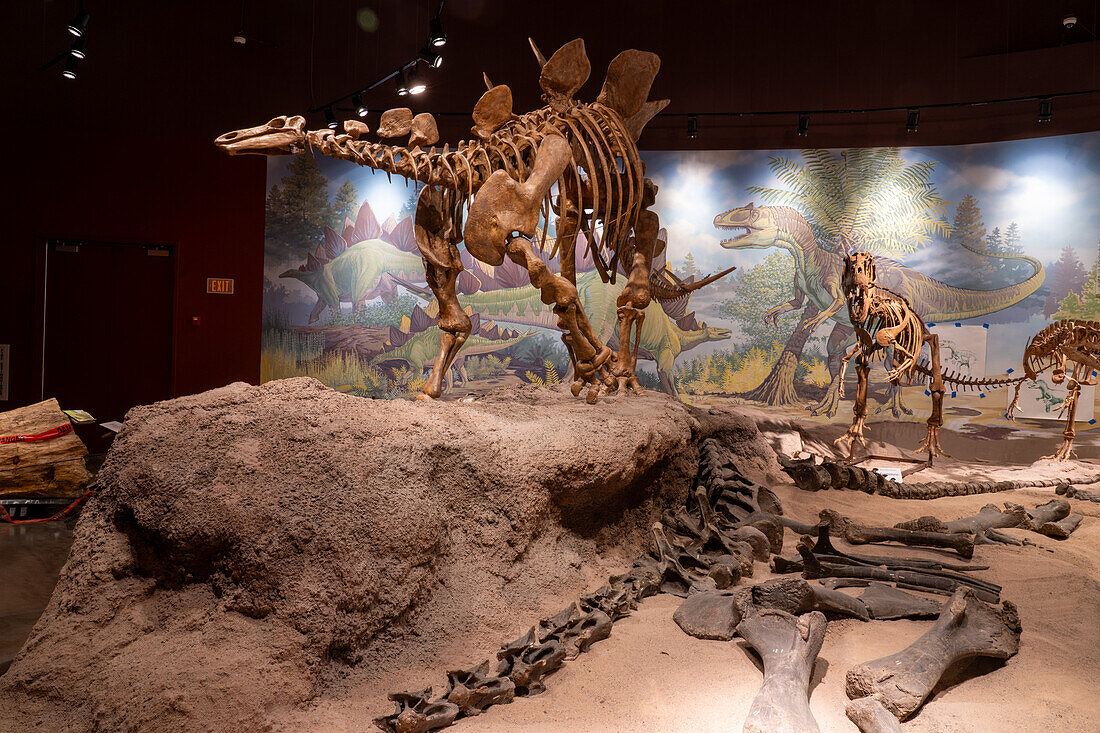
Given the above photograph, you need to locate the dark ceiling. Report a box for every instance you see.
[8,0,1100,150]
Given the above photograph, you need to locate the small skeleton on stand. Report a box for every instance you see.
[1008,319,1100,461]
[833,252,948,462]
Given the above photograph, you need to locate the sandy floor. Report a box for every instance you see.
[276,409,1100,732]
[5,400,1100,732]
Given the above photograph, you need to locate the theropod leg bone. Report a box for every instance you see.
[739,610,827,733]
[845,587,1021,721]
[820,509,975,558]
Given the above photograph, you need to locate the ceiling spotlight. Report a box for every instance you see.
[353,95,369,118]
[428,16,446,47]
[67,5,89,37]
[395,69,410,96]
[61,56,79,80]
[324,107,338,129]
[906,108,920,133]
[407,67,427,95]
[687,116,698,139]
[419,46,443,68]
[797,114,810,136]
[1038,98,1053,123]
[1063,12,1078,28]
[70,35,88,59]
[233,32,247,45]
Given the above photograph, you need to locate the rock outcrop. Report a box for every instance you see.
[0,378,779,732]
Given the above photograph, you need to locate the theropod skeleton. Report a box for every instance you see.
[1008,319,1100,460]
[217,38,676,403]
[834,253,1025,462]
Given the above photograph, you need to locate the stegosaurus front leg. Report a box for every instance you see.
[611,181,661,396]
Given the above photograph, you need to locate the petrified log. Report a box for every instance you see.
[857,582,941,619]
[739,610,827,733]
[845,697,902,733]
[0,398,91,498]
[845,587,1021,721]
[820,509,975,558]
[1038,513,1083,539]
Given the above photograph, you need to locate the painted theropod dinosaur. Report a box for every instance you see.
[714,203,1045,415]
[218,38,671,403]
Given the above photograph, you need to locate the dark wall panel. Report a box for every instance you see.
[0,136,266,410]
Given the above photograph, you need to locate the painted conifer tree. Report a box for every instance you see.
[265,154,334,259]
[1046,245,1089,316]
[331,179,359,228]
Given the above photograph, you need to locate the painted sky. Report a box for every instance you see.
[643,132,1100,277]
[270,130,1100,278]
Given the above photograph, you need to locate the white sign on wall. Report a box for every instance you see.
[0,344,9,401]
[1010,376,1096,423]
[928,324,987,381]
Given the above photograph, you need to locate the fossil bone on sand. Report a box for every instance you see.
[739,609,827,733]
[845,587,1021,721]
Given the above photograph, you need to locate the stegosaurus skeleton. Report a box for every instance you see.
[217,38,671,404]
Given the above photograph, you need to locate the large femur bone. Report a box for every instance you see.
[739,610,827,733]
[845,587,1021,721]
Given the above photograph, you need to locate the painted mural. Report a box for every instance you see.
[262,132,1100,440]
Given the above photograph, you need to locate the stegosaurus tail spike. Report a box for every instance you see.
[528,38,547,67]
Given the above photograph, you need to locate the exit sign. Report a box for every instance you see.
[206,278,235,294]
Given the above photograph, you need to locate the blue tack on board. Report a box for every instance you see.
[983,323,990,329]
[954,322,961,327]
[1090,419,1097,425]
[924,390,931,396]
[951,391,957,398]
[927,322,936,327]
[979,393,986,398]
[1007,368,1014,373]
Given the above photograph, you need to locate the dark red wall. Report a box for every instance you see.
[1,135,266,409]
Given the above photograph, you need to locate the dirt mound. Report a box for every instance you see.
[0,378,779,732]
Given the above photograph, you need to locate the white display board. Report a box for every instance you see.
[1010,376,1096,423]
[928,324,987,380]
